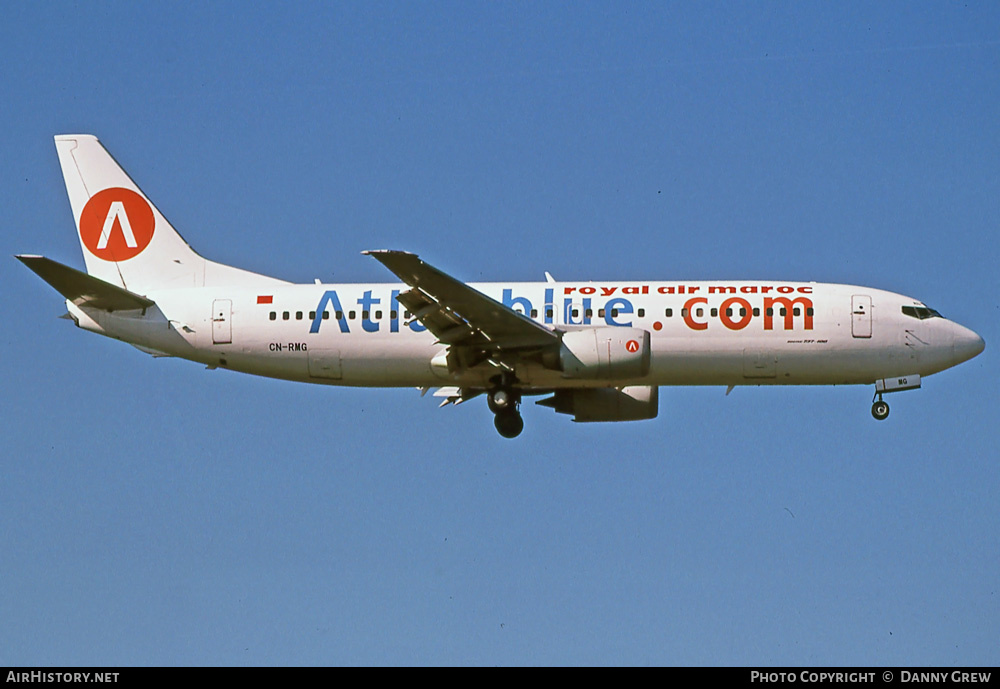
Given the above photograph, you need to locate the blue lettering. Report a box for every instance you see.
[544,287,554,324]
[564,298,592,325]
[604,297,633,326]
[310,290,350,333]
[390,289,400,333]
[359,290,381,332]
[503,288,533,317]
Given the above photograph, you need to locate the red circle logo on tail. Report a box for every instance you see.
[79,187,155,261]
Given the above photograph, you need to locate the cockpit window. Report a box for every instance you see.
[902,305,943,320]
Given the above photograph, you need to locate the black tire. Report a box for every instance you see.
[871,400,890,421]
[494,411,524,438]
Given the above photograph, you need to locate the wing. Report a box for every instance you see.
[364,250,558,372]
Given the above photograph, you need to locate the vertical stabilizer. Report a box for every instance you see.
[55,135,206,291]
[54,135,287,292]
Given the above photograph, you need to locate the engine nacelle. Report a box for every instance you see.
[538,385,659,422]
[558,327,651,379]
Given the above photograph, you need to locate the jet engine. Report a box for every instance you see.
[556,327,650,379]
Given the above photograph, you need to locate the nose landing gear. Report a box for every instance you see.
[870,375,921,421]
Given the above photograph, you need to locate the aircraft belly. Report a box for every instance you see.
[639,340,900,386]
[322,335,438,387]
[340,356,437,386]
[207,334,433,386]
[228,352,309,379]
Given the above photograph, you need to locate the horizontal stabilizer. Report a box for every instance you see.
[16,255,155,311]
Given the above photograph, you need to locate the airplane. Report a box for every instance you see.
[18,135,985,438]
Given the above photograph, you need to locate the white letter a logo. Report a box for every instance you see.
[97,201,138,249]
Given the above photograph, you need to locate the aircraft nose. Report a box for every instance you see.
[953,325,985,364]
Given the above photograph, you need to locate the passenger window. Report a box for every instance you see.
[375,310,382,319]
[296,311,303,320]
[322,311,330,320]
[269,312,276,321]
[710,308,718,317]
[637,308,645,317]
[598,309,606,318]
[282,311,289,320]
[349,311,356,319]
[665,308,673,317]
[309,311,316,320]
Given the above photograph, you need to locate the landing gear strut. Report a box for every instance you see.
[488,374,523,438]
[871,394,890,421]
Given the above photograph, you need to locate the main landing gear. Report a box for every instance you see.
[488,374,523,438]
[871,394,890,421]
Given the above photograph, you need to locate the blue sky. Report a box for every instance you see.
[1,2,997,666]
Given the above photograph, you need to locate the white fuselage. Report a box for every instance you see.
[31,134,985,436]
[68,278,983,391]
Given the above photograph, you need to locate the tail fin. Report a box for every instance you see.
[55,135,206,292]
[54,135,286,292]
